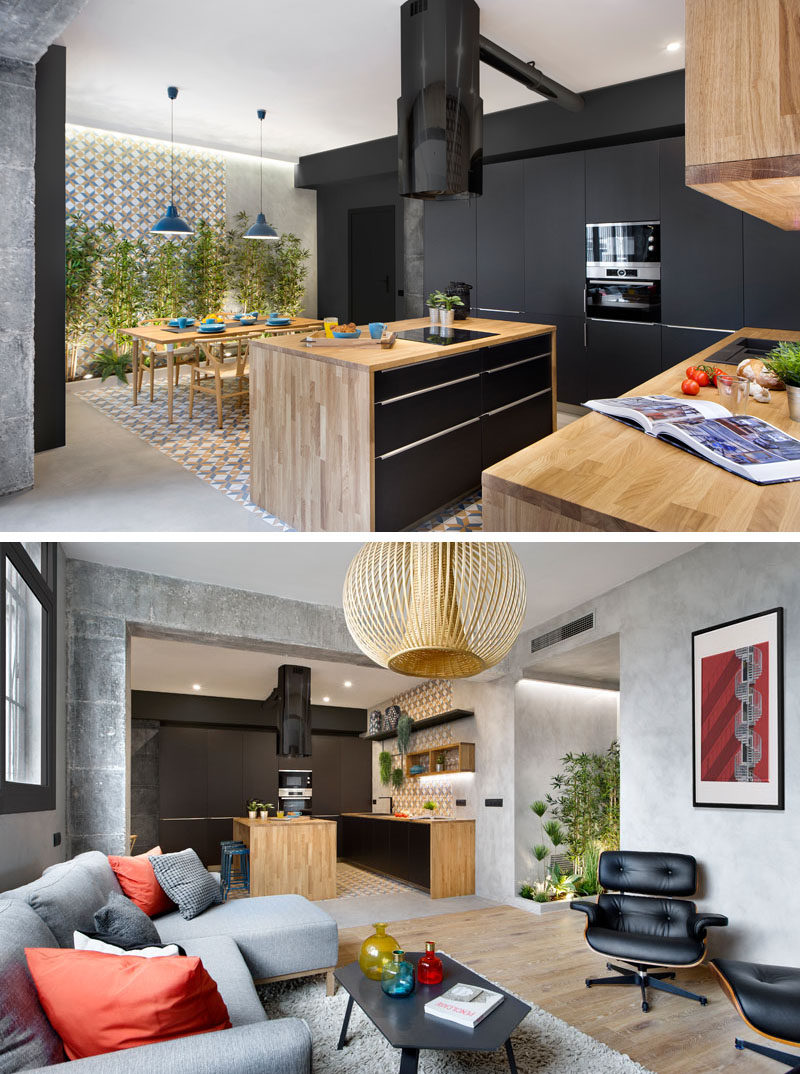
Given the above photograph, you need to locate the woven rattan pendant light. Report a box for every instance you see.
[343,542,526,679]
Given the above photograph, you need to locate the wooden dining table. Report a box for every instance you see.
[119,317,323,422]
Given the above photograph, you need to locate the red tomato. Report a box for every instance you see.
[686,367,698,379]
[694,370,711,387]
[681,378,700,396]
[712,367,726,386]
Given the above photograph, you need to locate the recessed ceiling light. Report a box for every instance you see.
[666,41,682,52]
[322,696,330,703]
[192,683,202,691]
[343,680,352,688]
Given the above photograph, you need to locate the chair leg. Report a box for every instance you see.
[149,354,155,401]
[648,975,707,1005]
[584,962,703,1014]
[214,372,223,429]
[188,369,195,419]
[735,1038,800,1068]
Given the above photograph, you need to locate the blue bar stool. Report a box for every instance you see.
[220,841,249,900]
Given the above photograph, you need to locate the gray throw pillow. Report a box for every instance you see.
[150,849,223,921]
[93,891,161,947]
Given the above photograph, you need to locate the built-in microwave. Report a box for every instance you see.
[278,770,311,789]
[585,221,660,272]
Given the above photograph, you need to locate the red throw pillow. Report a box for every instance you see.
[25,949,231,1060]
[108,850,174,916]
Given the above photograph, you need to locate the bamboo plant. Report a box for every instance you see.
[65,213,104,379]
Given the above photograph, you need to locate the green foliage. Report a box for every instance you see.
[146,237,189,318]
[548,862,580,897]
[530,800,547,818]
[65,213,105,379]
[226,210,273,312]
[89,348,131,385]
[268,232,309,316]
[547,741,620,874]
[532,843,549,863]
[765,340,800,387]
[533,892,550,903]
[246,799,260,812]
[518,883,534,900]
[396,714,413,755]
[575,841,603,896]
[542,819,566,848]
[391,767,405,789]
[379,751,393,786]
[98,229,148,353]
[184,218,227,319]
[422,800,437,811]
[428,290,464,311]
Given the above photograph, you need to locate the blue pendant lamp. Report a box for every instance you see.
[151,86,193,235]
[244,108,279,240]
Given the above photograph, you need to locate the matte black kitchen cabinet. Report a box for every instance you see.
[585,141,660,224]
[743,215,800,331]
[339,737,373,814]
[660,326,732,372]
[340,816,432,890]
[524,151,586,317]
[660,138,743,332]
[309,735,340,815]
[586,321,662,400]
[423,197,477,308]
[529,313,586,406]
[475,160,525,315]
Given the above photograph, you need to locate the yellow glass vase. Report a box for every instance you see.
[359,922,399,980]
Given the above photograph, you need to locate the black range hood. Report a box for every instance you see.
[398,0,483,200]
[263,664,311,757]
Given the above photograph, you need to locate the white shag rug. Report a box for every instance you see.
[257,960,656,1074]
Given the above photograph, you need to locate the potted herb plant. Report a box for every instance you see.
[258,802,274,819]
[764,341,800,420]
[426,291,442,325]
[435,752,446,773]
[437,292,464,328]
[422,800,437,816]
[246,798,259,819]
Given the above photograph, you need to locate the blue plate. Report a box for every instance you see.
[268,317,291,326]
[168,318,195,327]
[199,324,225,333]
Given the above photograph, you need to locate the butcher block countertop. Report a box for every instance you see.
[341,813,474,824]
[249,316,555,372]
[234,816,335,826]
[482,327,800,533]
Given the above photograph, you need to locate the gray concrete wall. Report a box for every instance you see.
[65,558,367,856]
[225,155,317,316]
[130,720,159,852]
[516,542,800,964]
[0,547,68,889]
[514,680,619,886]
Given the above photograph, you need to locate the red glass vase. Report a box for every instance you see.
[417,941,443,985]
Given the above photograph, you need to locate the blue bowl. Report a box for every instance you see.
[333,328,361,339]
[169,318,195,327]
[239,317,257,325]
[199,324,225,333]
[410,765,425,775]
[233,314,243,320]
[268,317,291,326]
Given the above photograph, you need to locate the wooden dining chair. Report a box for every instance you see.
[188,338,249,429]
[137,319,199,401]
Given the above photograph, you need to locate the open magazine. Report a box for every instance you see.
[585,394,800,484]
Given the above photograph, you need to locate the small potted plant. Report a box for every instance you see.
[426,291,442,325]
[435,752,446,773]
[259,802,274,819]
[422,800,437,817]
[437,293,464,328]
[764,341,800,420]
[246,798,259,819]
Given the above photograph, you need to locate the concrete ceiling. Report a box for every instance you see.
[63,539,698,634]
[130,635,420,707]
[524,633,621,690]
[56,0,685,161]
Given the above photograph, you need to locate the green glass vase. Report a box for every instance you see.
[359,922,399,980]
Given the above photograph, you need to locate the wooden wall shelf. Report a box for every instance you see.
[363,709,474,742]
[405,742,475,779]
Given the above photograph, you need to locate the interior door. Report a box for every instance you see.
[349,206,396,323]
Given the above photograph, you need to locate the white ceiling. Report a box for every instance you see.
[57,0,685,161]
[130,635,420,707]
[63,539,698,634]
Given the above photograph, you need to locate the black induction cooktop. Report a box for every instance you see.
[395,327,498,346]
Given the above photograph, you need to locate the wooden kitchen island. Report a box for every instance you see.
[340,814,475,898]
[233,817,336,900]
[483,327,800,532]
[249,317,556,531]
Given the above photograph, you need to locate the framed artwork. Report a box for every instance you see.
[692,607,784,809]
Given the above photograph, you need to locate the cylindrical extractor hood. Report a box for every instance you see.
[398,0,483,200]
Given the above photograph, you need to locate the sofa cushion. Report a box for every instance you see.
[107,851,174,917]
[180,936,267,1027]
[25,948,232,1061]
[0,900,65,1074]
[5,852,122,948]
[74,932,182,958]
[150,850,223,921]
[155,894,338,980]
[93,893,162,947]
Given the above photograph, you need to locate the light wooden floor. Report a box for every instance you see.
[338,905,796,1074]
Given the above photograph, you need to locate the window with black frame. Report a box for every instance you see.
[1,543,56,814]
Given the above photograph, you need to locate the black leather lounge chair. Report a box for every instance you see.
[570,850,728,1012]
[711,959,800,1071]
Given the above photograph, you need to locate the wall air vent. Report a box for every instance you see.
[530,612,595,654]
[409,0,428,14]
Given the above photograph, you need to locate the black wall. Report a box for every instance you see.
[34,45,66,453]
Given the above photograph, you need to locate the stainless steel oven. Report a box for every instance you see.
[278,770,311,790]
[586,221,661,323]
[278,786,313,815]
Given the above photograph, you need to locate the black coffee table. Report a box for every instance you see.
[334,952,530,1073]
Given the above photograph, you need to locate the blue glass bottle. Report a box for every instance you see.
[381,949,415,997]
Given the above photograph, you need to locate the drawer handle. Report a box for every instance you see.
[377,417,480,460]
[485,387,551,418]
[485,352,549,374]
[378,372,480,405]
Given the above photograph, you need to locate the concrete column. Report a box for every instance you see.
[0,0,88,496]
[403,198,424,317]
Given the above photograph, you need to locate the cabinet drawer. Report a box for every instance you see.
[482,353,550,413]
[374,350,481,402]
[375,373,481,456]
[482,337,551,372]
[375,418,482,531]
[482,390,553,469]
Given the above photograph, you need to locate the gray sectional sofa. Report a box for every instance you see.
[0,851,339,1074]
